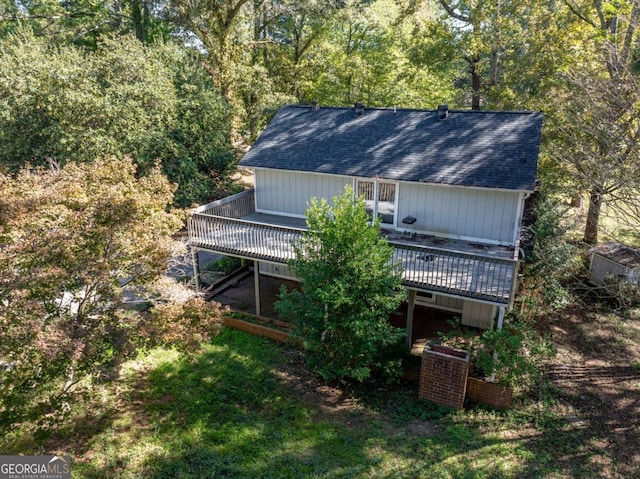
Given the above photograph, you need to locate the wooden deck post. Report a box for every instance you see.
[254,260,261,317]
[406,289,417,349]
[191,247,201,292]
[489,306,506,383]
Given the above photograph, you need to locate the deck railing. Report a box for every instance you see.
[389,242,516,303]
[188,190,517,304]
[189,214,304,263]
[194,189,256,218]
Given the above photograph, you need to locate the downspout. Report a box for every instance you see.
[508,261,521,311]
[512,191,531,246]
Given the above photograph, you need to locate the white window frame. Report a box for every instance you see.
[354,178,398,229]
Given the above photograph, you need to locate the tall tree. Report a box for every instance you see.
[303,0,455,108]
[560,0,640,243]
[166,0,252,101]
[0,0,171,47]
[163,0,342,139]
[0,158,222,429]
[434,0,574,110]
[550,73,640,244]
[0,30,235,206]
[276,187,406,382]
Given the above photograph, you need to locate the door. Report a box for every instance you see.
[356,179,397,227]
[376,182,396,226]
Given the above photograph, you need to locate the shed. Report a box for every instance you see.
[589,242,640,287]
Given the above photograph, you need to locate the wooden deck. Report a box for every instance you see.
[188,190,518,304]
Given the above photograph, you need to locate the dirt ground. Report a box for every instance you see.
[539,302,640,476]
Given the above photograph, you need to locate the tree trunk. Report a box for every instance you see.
[584,187,603,244]
[470,56,482,110]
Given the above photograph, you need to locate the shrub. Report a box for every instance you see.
[276,187,406,382]
[439,313,553,388]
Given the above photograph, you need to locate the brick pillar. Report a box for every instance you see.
[419,344,470,410]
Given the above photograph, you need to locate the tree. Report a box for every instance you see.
[276,187,406,382]
[302,0,456,108]
[550,72,640,244]
[557,0,640,243]
[0,0,171,47]
[0,158,222,429]
[433,0,581,110]
[165,0,252,101]
[0,30,235,206]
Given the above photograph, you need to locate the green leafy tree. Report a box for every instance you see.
[0,30,235,206]
[555,0,640,244]
[0,0,171,47]
[0,158,223,430]
[276,187,406,382]
[165,0,252,101]
[430,0,591,111]
[549,72,640,244]
[303,0,456,108]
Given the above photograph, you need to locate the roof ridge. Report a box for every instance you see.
[283,104,540,115]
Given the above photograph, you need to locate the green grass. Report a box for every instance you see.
[0,328,619,478]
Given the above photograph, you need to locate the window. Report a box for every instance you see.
[416,291,436,304]
[356,179,397,227]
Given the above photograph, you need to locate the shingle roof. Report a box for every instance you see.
[239,105,543,191]
[590,242,640,268]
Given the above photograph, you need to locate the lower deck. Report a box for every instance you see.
[208,269,469,352]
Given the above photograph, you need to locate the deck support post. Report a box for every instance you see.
[489,306,506,383]
[254,260,261,317]
[191,247,201,292]
[406,289,417,349]
[496,305,505,331]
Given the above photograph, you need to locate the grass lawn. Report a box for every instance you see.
[2,312,639,479]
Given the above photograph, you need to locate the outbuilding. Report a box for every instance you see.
[589,242,640,287]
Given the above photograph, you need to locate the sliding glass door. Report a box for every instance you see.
[356,179,397,227]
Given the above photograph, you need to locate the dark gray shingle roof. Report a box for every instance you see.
[239,105,543,191]
[590,242,640,268]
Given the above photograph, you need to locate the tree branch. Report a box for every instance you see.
[621,1,640,69]
[0,12,94,21]
[437,0,471,23]
[563,0,598,28]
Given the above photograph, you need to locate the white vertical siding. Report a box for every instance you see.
[589,255,640,286]
[254,169,521,244]
[413,290,463,312]
[435,295,463,311]
[461,301,496,329]
[397,182,520,244]
[258,262,298,280]
[255,169,352,216]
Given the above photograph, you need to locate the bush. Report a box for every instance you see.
[599,274,640,310]
[439,313,553,388]
[276,187,406,382]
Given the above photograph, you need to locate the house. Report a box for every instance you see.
[188,104,543,344]
[589,242,640,287]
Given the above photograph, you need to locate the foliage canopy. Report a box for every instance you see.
[0,30,235,206]
[276,187,406,382]
[0,158,222,430]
